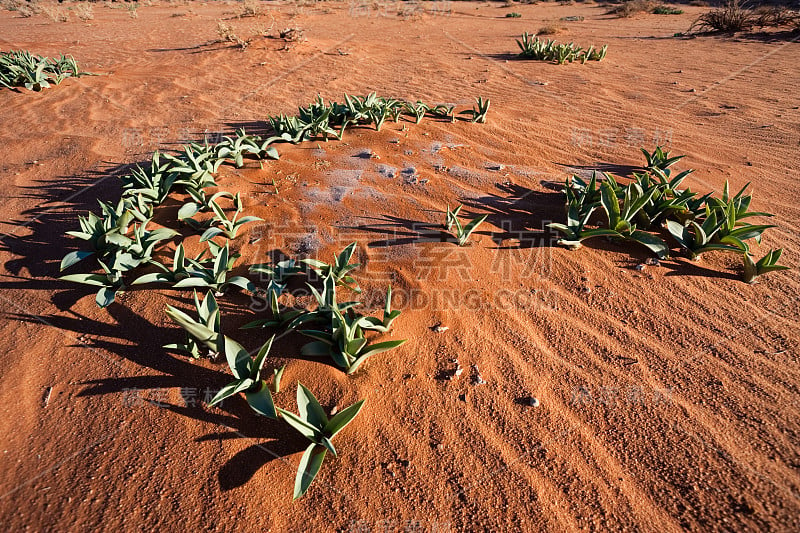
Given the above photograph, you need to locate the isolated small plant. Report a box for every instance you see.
[506,12,522,18]
[278,384,365,499]
[465,97,490,124]
[445,205,488,246]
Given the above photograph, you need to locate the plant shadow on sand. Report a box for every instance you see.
[342,182,564,250]
[8,298,312,490]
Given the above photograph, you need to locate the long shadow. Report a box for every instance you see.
[556,162,641,180]
[342,183,566,250]
[0,167,124,281]
[460,182,564,249]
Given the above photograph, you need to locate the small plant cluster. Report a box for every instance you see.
[0,50,86,91]
[58,93,491,499]
[164,242,406,498]
[269,93,490,143]
[516,33,607,64]
[548,146,788,283]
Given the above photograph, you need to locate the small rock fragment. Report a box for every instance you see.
[634,264,646,272]
[528,397,540,407]
[645,257,660,266]
[434,325,449,333]
[471,365,486,385]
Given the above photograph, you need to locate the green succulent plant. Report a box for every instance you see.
[743,249,788,284]
[178,190,235,229]
[445,204,488,246]
[60,260,125,308]
[0,50,87,91]
[516,34,606,64]
[208,336,279,419]
[120,151,177,207]
[243,259,306,329]
[430,104,456,122]
[296,275,406,374]
[403,101,428,124]
[641,146,685,172]
[164,290,224,358]
[468,97,490,124]
[666,218,742,260]
[163,142,223,193]
[215,128,279,167]
[599,181,670,258]
[277,384,365,499]
[172,240,254,295]
[200,193,263,241]
[302,242,362,293]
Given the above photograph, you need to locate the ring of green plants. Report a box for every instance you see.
[516,33,608,64]
[57,89,786,498]
[59,93,491,499]
[548,146,788,283]
[1,50,88,91]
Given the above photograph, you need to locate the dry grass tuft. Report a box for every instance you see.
[607,0,655,18]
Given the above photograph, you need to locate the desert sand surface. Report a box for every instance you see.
[1,1,799,531]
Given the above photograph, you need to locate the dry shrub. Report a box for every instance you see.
[607,0,654,18]
[2,0,39,17]
[238,0,260,18]
[217,20,250,49]
[690,0,754,32]
[74,3,94,21]
[216,19,275,50]
[41,4,69,22]
[689,1,797,34]
[538,24,565,35]
[753,5,799,28]
[280,27,304,41]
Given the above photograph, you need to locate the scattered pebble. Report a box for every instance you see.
[582,287,592,294]
[634,264,646,272]
[528,397,540,407]
[434,325,449,333]
[330,405,339,416]
[404,150,414,155]
[645,258,660,266]
[486,163,505,171]
[471,365,486,385]
[454,367,463,378]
